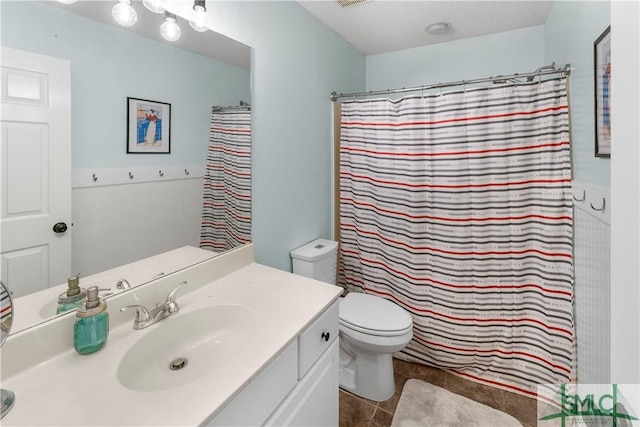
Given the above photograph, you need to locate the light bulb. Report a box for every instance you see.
[142,0,166,14]
[160,14,181,42]
[112,0,137,27]
[189,1,209,32]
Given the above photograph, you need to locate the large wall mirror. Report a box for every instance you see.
[0,0,252,334]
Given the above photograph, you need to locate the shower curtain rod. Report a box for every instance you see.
[212,100,251,111]
[330,63,571,102]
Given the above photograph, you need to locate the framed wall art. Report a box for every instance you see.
[127,97,171,154]
[594,26,611,158]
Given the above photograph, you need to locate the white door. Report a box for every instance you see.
[1,47,72,298]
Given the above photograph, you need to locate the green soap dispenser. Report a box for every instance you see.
[74,286,109,355]
[57,273,87,314]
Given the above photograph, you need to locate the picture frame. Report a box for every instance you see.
[593,26,611,158]
[127,97,171,154]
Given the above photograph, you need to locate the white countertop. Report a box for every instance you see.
[0,245,341,426]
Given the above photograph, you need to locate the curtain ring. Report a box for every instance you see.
[590,197,606,212]
[572,189,585,202]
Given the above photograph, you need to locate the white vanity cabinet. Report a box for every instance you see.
[207,299,340,427]
[1,246,344,427]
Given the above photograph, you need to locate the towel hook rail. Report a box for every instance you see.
[590,197,606,213]
[572,190,585,202]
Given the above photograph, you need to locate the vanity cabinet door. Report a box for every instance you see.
[206,341,298,427]
[265,340,339,427]
[298,300,339,378]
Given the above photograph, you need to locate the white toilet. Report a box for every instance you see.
[291,239,413,402]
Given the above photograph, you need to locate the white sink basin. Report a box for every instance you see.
[117,305,258,392]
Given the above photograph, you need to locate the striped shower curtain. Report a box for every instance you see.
[339,78,574,397]
[200,108,251,252]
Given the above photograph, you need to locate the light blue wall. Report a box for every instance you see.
[1,1,250,170]
[366,26,545,91]
[205,2,366,271]
[545,1,610,188]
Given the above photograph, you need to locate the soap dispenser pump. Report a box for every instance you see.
[74,286,109,355]
[57,273,87,314]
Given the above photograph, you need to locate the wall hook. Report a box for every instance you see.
[184,169,190,176]
[159,170,164,177]
[92,174,98,182]
[572,189,585,202]
[128,172,134,179]
[590,197,606,213]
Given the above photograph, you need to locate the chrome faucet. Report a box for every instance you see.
[120,281,187,330]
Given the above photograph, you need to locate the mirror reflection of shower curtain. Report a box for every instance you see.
[338,78,573,397]
[200,108,251,252]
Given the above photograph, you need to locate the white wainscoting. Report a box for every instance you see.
[572,180,611,383]
[71,177,204,276]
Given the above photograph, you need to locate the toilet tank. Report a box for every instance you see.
[291,239,338,285]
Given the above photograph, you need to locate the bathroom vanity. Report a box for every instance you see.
[0,244,342,426]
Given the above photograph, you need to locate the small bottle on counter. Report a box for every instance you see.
[74,286,109,355]
[56,273,87,314]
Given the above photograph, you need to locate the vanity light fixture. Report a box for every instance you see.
[189,0,209,32]
[160,12,181,42]
[142,0,166,14]
[112,0,138,27]
[56,0,78,4]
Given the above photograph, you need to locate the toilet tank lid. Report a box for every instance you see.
[291,239,338,262]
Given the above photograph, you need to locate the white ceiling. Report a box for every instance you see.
[298,0,554,55]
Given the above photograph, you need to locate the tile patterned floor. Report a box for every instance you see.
[339,358,538,427]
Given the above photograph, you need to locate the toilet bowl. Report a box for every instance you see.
[291,239,414,402]
[339,292,413,401]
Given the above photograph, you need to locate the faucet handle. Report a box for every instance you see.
[120,304,151,322]
[166,281,187,304]
[115,279,131,291]
[164,281,187,314]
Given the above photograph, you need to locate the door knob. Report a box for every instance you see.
[53,222,68,233]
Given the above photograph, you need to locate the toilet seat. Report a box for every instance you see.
[340,293,412,337]
[340,319,412,337]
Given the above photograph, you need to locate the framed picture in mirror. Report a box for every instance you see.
[594,26,611,158]
[127,97,171,154]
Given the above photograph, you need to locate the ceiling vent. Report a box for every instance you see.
[337,0,371,8]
